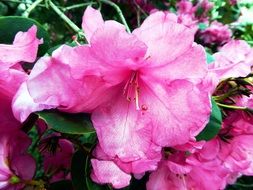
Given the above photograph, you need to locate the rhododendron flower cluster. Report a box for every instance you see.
[1,0,253,189]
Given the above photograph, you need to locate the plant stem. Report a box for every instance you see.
[62,2,97,11]
[99,0,131,33]
[234,183,253,187]
[48,0,82,34]
[216,102,247,110]
[22,0,44,17]
[2,0,45,7]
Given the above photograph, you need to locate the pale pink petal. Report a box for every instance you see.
[92,91,161,163]
[0,25,42,65]
[12,82,55,122]
[90,22,147,70]
[209,40,253,79]
[93,144,161,174]
[139,79,211,146]
[0,69,27,98]
[143,43,207,81]
[82,6,104,42]
[27,53,113,113]
[91,159,131,189]
[133,11,196,66]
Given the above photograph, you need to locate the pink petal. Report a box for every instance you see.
[133,11,196,66]
[90,22,147,70]
[147,162,187,190]
[143,43,207,81]
[91,159,131,189]
[0,25,42,66]
[92,91,161,163]
[139,79,211,147]
[27,52,112,112]
[209,40,253,79]
[12,82,55,122]
[82,6,104,43]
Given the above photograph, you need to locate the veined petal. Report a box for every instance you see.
[90,22,147,70]
[209,40,253,79]
[139,79,211,146]
[12,83,55,122]
[0,25,42,66]
[91,159,131,189]
[92,90,161,162]
[133,11,195,67]
[82,6,104,42]
[143,43,208,81]
[93,144,161,174]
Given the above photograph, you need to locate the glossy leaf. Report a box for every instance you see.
[37,110,95,135]
[0,16,50,56]
[196,98,222,141]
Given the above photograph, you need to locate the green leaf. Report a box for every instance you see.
[71,150,87,190]
[198,22,208,31]
[49,180,73,190]
[206,52,215,64]
[37,110,95,135]
[0,16,50,56]
[196,98,222,141]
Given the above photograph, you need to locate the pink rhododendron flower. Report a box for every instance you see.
[208,40,253,80]
[41,138,74,182]
[217,96,253,180]
[0,128,36,190]
[198,21,232,45]
[147,139,229,190]
[176,0,213,27]
[13,7,212,187]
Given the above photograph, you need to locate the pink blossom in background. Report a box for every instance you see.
[198,21,232,46]
[13,6,212,188]
[41,138,74,182]
[176,0,213,27]
[147,139,229,190]
[0,128,36,190]
[217,95,253,181]
[208,40,253,80]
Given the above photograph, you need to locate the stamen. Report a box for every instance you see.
[123,71,143,110]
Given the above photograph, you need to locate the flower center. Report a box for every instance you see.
[123,71,140,110]
[123,71,148,113]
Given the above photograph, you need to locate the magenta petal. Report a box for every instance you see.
[91,159,131,189]
[11,155,36,180]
